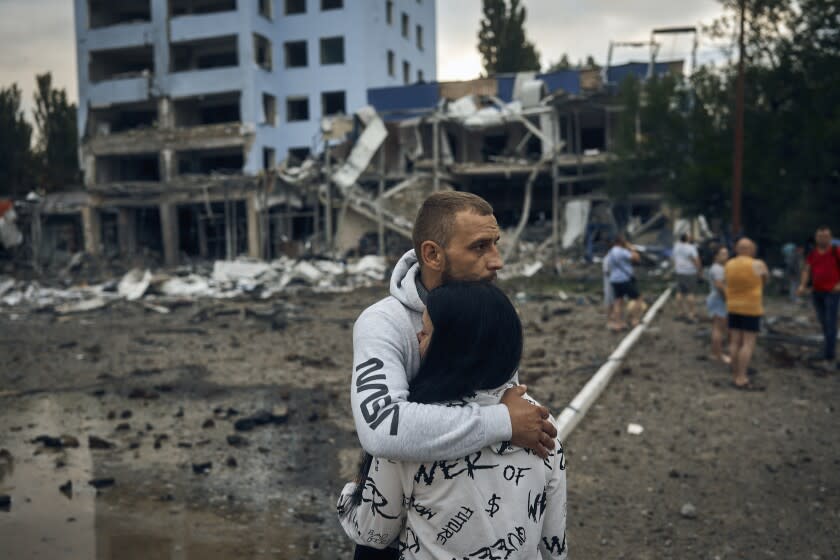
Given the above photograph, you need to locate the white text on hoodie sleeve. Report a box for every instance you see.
[351,308,512,462]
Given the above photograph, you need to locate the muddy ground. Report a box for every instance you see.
[0,278,838,559]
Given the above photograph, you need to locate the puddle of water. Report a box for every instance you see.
[1,393,353,559]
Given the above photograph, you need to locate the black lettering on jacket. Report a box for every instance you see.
[355,358,399,435]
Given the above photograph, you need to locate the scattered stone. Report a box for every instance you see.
[88,436,115,450]
[107,411,116,420]
[32,435,80,449]
[202,419,215,429]
[115,423,131,432]
[129,441,141,450]
[174,407,184,418]
[226,435,249,448]
[225,456,238,468]
[91,389,106,398]
[159,494,175,502]
[176,442,193,449]
[153,435,169,449]
[668,469,680,478]
[680,503,697,519]
[154,384,174,393]
[294,512,325,524]
[120,410,132,419]
[88,478,115,490]
[233,406,288,432]
[307,412,320,422]
[59,480,73,499]
[128,388,160,400]
[145,423,154,431]
[130,368,163,377]
[192,462,212,475]
[258,446,270,454]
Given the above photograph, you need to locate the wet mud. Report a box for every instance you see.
[2,284,838,559]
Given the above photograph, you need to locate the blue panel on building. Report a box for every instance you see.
[496,77,515,102]
[606,61,677,85]
[367,83,440,117]
[537,70,581,95]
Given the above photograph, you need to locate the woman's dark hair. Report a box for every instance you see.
[409,281,522,403]
[340,281,523,518]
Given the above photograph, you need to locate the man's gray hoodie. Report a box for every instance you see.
[351,250,512,461]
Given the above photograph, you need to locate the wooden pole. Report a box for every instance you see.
[732,0,746,236]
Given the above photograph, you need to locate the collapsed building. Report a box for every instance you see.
[13,1,691,269]
[316,61,687,263]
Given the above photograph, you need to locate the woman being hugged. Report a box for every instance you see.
[337,282,568,559]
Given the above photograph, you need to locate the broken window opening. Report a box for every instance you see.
[262,93,277,125]
[385,0,393,24]
[321,91,346,116]
[387,50,395,77]
[96,154,161,183]
[174,91,241,127]
[263,147,276,170]
[88,0,151,29]
[259,0,273,19]
[286,97,310,122]
[321,0,342,10]
[254,34,273,71]
[171,35,239,72]
[268,204,315,258]
[417,69,424,82]
[89,101,157,135]
[89,46,154,82]
[320,36,344,65]
[403,60,411,85]
[284,40,308,68]
[416,25,424,50]
[287,147,311,165]
[179,202,247,259]
[176,148,244,175]
[285,0,306,15]
[401,12,409,38]
[169,0,236,16]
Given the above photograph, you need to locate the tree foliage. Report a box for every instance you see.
[609,0,840,246]
[477,0,541,75]
[0,84,34,197]
[33,72,79,190]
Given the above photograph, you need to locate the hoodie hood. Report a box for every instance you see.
[390,250,425,313]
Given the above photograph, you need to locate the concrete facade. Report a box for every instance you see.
[74,0,437,174]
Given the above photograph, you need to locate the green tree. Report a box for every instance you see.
[0,84,34,197]
[609,0,840,246]
[33,72,79,191]
[547,54,572,72]
[477,0,541,75]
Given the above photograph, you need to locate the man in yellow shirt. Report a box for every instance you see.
[724,238,768,390]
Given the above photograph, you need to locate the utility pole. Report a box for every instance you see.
[732,0,746,236]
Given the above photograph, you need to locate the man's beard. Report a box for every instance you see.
[441,261,496,284]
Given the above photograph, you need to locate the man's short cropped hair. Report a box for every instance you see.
[413,191,493,257]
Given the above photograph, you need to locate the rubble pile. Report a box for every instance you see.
[0,255,388,313]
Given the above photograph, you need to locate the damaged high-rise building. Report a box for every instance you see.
[73,0,436,264]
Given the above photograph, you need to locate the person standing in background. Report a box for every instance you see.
[706,246,730,364]
[673,233,703,322]
[797,226,840,370]
[725,238,768,390]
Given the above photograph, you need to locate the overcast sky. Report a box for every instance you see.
[0,0,727,116]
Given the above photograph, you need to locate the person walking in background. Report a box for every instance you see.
[603,252,614,326]
[725,238,768,390]
[673,233,702,322]
[606,235,646,330]
[706,246,730,364]
[797,226,840,370]
[782,242,803,303]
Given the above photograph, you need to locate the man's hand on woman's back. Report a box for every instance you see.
[501,385,557,459]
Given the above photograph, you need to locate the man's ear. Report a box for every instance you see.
[419,240,445,271]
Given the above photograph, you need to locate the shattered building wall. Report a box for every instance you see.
[73,0,436,265]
